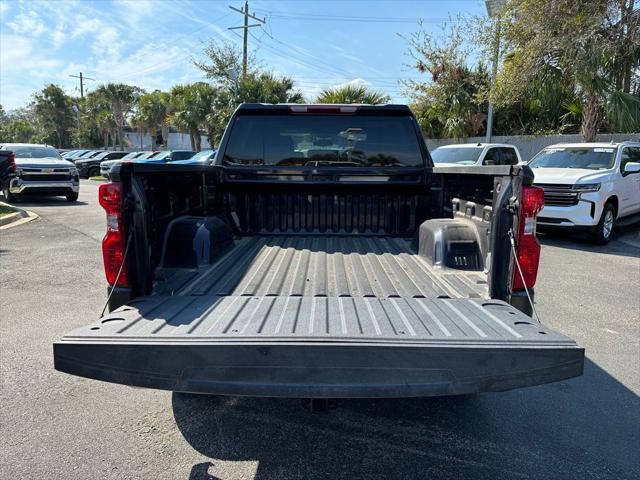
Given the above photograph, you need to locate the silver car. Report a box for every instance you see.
[0,143,80,202]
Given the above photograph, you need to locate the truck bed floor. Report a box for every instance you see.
[160,235,489,300]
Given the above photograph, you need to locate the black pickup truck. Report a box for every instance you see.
[54,104,583,398]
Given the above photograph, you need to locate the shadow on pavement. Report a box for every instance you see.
[188,462,219,480]
[539,222,640,259]
[9,196,88,207]
[173,358,639,480]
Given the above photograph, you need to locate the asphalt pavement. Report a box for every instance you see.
[1,180,638,480]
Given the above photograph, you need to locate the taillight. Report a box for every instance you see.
[98,182,128,287]
[512,185,544,291]
[9,152,16,173]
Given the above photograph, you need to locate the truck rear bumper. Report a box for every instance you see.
[54,296,584,398]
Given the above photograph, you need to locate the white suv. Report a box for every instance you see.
[530,142,640,243]
[431,143,523,166]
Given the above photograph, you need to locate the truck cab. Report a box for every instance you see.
[530,142,640,243]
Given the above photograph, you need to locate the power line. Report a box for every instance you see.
[253,9,452,23]
[229,1,265,76]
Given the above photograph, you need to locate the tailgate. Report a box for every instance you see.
[54,296,584,398]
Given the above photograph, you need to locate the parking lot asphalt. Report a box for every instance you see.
[1,180,639,480]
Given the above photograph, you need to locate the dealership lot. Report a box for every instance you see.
[1,180,638,480]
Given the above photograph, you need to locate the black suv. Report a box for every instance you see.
[76,151,127,178]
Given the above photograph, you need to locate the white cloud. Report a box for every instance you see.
[0,0,228,108]
[0,34,65,109]
[113,0,153,29]
[333,78,373,89]
[7,10,46,36]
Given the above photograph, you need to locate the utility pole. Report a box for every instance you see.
[228,1,265,76]
[69,72,95,99]
[484,0,506,143]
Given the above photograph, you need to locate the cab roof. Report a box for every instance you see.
[543,141,639,149]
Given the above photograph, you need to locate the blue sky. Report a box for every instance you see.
[0,0,486,110]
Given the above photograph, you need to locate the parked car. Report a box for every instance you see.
[54,103,583,400]
[63,150,91,160]
[530,142,640,243]
[0,143,79,202]
[76,151,127,178]
[431,143,522,166]
[72,150,104,164]
[171,149,217,165]
[135,150,197,164]
[61,150,76,158]
[100,151,151,179]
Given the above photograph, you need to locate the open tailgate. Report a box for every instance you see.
[54,296,583,398]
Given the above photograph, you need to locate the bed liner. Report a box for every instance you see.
[155,235,489,299]
[54,235,583,398]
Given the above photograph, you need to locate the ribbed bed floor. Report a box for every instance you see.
[163,235,489,300]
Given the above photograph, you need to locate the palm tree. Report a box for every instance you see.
[85,90,116,148]
[94,83,141,148]
[136,90,171,149]
[169,83,216,151]
[316,84,390,104]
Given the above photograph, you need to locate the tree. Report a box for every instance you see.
[83,90,116,148]
[93,83,141,148]
[0,119,37,143]
[31,84,75,147]
[193,40,305,144]
[169,83,217,151]
[403,21,489,138]
[135,90,171,149]
[315,84,390,104]
[494,0,640,141]
[194,40,247,88]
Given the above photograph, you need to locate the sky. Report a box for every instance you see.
[0,0,487,111]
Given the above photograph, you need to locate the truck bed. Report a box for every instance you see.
[54,235,583,398]
[156,235,489,299]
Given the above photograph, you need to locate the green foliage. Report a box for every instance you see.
[194,40,305,144]
[315,84,390,104]
[93,83,142,148]
[134,90,171,148]
[494,0,640,140]
[169,83,218,151]
[31,84,75,147]
[0,119,37,143]
[403,21,490,138]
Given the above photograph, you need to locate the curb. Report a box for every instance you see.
[0,201,38,229]
[89,176,108,182]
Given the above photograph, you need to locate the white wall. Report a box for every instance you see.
[121,131,212,151]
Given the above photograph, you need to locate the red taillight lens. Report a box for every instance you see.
[99,181,121,217]
[9,152,16,173]
[98,182,128,287]
[512,186,544,291]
